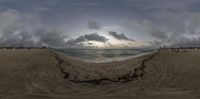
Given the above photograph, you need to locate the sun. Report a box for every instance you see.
[82,41,105,48]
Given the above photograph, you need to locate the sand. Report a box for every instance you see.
[0,49,200,99]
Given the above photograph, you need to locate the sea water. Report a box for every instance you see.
[55,49,153,63]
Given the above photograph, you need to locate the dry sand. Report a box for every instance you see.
[0,49,200,99]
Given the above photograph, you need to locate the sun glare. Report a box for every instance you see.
[82,41,105,48]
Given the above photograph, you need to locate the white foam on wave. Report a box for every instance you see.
[56,50,154,63]
[55,49,157,63]
[82,52,154,63]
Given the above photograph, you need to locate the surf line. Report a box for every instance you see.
[51,49,158,85]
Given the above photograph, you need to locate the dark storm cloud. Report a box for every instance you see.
[0,29,67,47]
[147,11,200,47]
[124,0,200,11]
[0,9,67,47]
[150,35,200,48]
[34,29,67,47]
[88,21,101,30]
[0,30,36,47]
[150,30,168,41]
[1,0,200,48]
[66,33,108,46]
[108,31,134,41]
[171,36,200,47]
[84,33,107,42]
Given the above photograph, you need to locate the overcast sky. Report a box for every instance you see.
[0,0,200,48]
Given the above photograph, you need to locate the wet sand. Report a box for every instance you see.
[0,49,200,99]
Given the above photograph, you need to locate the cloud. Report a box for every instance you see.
[123,9,200,48]
[32,6,50,12]
[0,0,17,3]
[124,0,200,11]
[3,1,200,48]
[0,30,36,47]
[0,29,67,47]
[0,9,67,47]
[170,35,200,47]
[34,29,67,47]
[108,31,134,41]
[70,2,102,6]
[66,33,108,47]
[150,30,168,41]
[149,35,200,48]
[87,21,101,30]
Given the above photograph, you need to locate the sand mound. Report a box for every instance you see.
[1,49,200,99]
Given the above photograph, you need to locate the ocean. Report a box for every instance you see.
[55,49,154,63]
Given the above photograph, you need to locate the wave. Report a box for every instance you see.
[55,49,154,63]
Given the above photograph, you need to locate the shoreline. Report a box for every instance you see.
[1,48,200,98]
[54,49,156,63]
[83,51,155,63]
[50,49,157,84]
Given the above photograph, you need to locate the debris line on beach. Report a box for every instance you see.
[51,50,158,85]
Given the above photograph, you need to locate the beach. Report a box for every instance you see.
[0,48,200,99]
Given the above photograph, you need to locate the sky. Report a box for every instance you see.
[0,0,200,48]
